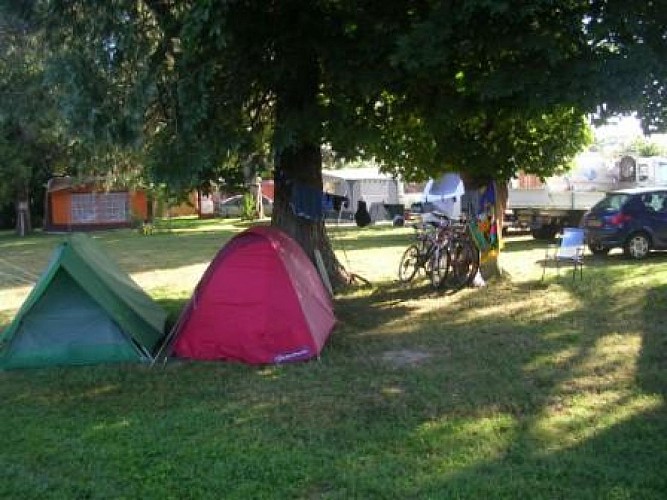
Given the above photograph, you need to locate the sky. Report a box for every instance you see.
[593,115,643,140]
[593,115,667,151]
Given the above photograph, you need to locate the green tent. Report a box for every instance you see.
[0,233,167,369]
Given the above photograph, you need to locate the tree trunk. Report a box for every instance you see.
[254,176,264,220]
[14,190,32,237]
[491,180,509,278]
[271,44,349,291]
[495,181,508,244]
[459,174,507,283]
[272,144,349,291]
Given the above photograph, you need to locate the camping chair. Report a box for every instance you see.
[541,227,585,281]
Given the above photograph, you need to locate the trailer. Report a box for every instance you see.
[506,153,667,239]
[322,167,402,222]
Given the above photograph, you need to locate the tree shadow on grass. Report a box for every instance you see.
[323,267,667,494]
[1,245,666,497]
[408,402,667,498]
[321,269,665,495]
[399,279,667,498]
[637,283,667,397]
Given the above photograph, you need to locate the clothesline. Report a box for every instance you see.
[289,182,349,221]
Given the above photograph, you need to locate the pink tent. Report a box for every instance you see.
[168,226,335,364]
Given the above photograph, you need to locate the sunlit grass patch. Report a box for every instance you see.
[533,392,662,452]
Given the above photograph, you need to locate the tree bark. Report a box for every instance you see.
[271,45,349,291]
[487,180,508,280]
[272,144,349,291]
[495,181,508,243]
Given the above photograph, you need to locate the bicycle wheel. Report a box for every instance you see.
[429,245,450,289]
[446,240,479,290]
[398,244,421,283]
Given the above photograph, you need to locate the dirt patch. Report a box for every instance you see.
[381,349,431,367]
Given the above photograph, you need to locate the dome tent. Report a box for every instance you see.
[161,226,335,364]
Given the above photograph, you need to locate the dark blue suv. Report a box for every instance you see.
[582,187,667,259]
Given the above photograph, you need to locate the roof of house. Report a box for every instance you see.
[46,176,141,193]
[610,186,667,194]
[322,167,397,181]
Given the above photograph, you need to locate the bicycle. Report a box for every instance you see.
[398,213,451,288]
[438,217,481,291]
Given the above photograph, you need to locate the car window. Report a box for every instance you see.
[222,197,240,206]
[639,193,661,212]
[655,192,667,212]
[593,193,629,211]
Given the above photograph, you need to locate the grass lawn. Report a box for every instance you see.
[1,218,666,498]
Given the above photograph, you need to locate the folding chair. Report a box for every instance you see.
[541,227,585,281]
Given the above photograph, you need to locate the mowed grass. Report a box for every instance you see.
[1,218,667,499]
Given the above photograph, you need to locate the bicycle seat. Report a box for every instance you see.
[422,211,450,228]
[431,211,450,220]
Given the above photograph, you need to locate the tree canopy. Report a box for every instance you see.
[3,1,666,254]
[9,1,662,183]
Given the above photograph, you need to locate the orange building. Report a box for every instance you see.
[44,177,149,232]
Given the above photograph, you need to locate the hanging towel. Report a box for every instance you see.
[323,193,348,212]
[290,183,324,220]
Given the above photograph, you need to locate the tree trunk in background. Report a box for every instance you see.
[495,181,508,242]
[460,173,507,282]
[493,180,509,277]
[255,176,264,220]
[14,190,32,237]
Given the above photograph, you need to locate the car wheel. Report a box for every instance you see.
[588,245,610,256]
[623,232,651,260]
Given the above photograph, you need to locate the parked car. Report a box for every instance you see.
[582,187,667,259]
[217,195,273,218]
